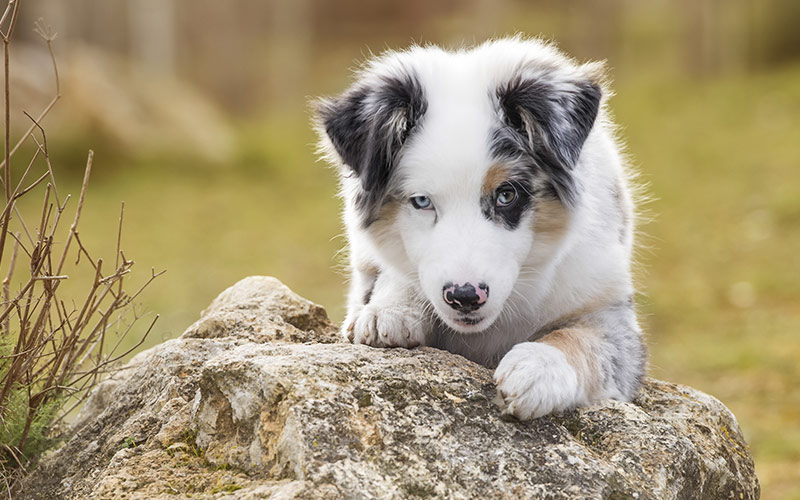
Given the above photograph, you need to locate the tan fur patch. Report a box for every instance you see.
[368,199,402,246]
[532,197,569,237]
[356,261,380,276]
[539,327,603,400]
[481,163,510,196]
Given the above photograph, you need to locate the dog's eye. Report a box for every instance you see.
[496,185,518,207]
[410,195,433,210]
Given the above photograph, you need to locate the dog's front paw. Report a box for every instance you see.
[493,342,583,420]
[346,303,428,348]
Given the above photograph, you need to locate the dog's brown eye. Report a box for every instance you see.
[496,185,518,207]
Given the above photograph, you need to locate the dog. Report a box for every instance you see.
[315,37,647,419]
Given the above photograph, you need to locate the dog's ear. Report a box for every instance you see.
[316,73,426,224]
[497,75,601,205]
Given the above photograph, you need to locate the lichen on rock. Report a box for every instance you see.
[19,276,759,499]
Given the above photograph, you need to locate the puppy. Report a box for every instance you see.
[315,37,646,419]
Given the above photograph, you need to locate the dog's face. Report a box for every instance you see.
[317,40,602,333]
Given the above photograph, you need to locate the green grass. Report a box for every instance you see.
[16,66,799,499]
[0,341,63,467]
[615,67,800,499]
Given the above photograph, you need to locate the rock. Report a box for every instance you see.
[19,277,760,499]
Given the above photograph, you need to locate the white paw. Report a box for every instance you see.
[345,303,428,348]
[493,342,584,420]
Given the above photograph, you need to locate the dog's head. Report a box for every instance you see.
[316,38,604,333]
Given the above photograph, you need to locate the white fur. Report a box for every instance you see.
[350,269,429,348]
[319,37,644,420]
[494,342,585,420]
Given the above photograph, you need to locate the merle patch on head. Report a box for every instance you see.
[317,71,427,227]
[492,75,601,206]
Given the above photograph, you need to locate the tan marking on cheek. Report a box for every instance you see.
[368,199,402,247]
[481,163,511,196]
[532,196,569,237]
[355,261,379,277]
[539,327,603,400]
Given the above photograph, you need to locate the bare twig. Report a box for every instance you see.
[0,10,162,491]
[54,151,93,278]
[0,1,17,32]
[0,0,18,273]
[115,204,124,270]
[127,268,167,304]
[2,235,17,333]
[0,15,60,177]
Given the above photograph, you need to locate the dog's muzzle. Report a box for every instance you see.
[442,282,489,313]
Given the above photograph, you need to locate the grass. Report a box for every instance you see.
[25,65,800,499]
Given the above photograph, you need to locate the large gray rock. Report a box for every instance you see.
[20,277,759,499]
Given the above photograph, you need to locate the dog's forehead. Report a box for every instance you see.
[399,118,493,199]
[397,61,498,197]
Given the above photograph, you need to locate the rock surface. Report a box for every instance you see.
[20,276,759,499]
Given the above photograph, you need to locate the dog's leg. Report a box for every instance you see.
[494,300,646,419]
[345,268,433,348]
[341,260,379,342]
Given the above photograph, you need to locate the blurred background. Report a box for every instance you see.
[9,0,800,497]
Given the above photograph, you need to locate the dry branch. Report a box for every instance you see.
[0,2,162,492]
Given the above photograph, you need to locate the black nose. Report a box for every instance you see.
[443,282,489,313]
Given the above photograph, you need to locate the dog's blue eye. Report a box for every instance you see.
[410,195,433,210]
[496,185,518,207]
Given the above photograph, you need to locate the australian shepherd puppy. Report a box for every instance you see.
[315,37,647,419]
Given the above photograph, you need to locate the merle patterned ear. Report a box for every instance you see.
[317,73,427,225]
[497,76,601,205]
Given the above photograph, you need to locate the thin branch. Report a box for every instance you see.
[72,232,97,268]
[6,230,29,260]
[0,1,16,32]
[0,0,16,272]
[127,268,167,304]
[0,0,19,40]
[0,14,61,175]
[2,233,17,333]
[16,171,49,202]
[54,151,93,277]
[23,110,48,156]
[115,203,124,270]
[74,314,159,387]
[12,205,31,251]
